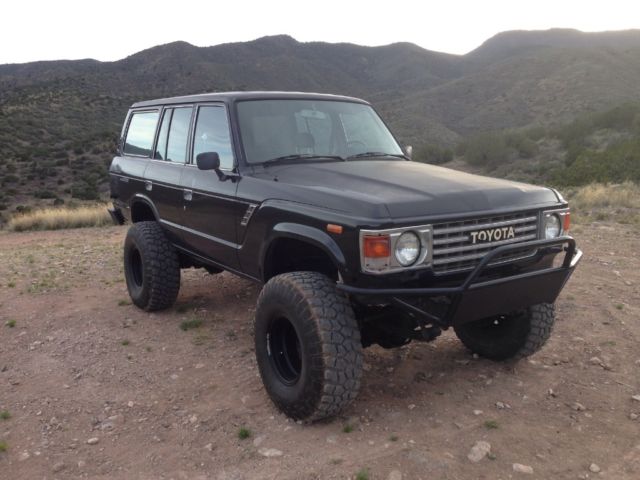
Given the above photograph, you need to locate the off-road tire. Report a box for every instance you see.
[254,272,363,422]
[453,303,555,361]
[124,221,180,311]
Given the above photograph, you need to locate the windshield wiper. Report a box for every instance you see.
[346,152,410,160]
[262,154,345,167]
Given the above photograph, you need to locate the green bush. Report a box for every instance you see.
[34,189,56,199]
[555,139,640,185]
[463,132,511,167]
[414,144,453,165]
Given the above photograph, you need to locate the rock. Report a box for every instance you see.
[408,404,416,410]
[204,443,213,452]
[513,463,534,474]
[189,414,198,424]
[388,470,402,480]
[78,460,86,469]
[19,451,31,461]
[473,410,483,416]
[252,435,266,447]
[589,463,601,473]
[467,441,491,462]
[52,461,66,473]
[127,401,134,408]
[495,401,510,409]
[632,395,640,402]
[589,356,602,365]
[630,413,638,420]
[87,437,99,445]
[258,447,283,457]
[572,402,586,411]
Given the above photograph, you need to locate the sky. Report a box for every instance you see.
[2,0,639,64]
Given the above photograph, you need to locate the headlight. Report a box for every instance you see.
[395,231,420,266]
[544,214,561,238]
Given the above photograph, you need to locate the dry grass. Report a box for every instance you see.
[565,182,640,224]
[6,204,112,232]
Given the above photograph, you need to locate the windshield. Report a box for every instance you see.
[236,99,403,164]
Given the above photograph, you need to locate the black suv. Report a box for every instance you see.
[109,91,581,421]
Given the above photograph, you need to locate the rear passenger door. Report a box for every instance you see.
[144,105,194,242]
[180,104,241,269]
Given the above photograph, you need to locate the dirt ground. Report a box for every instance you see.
[0,222,639,480]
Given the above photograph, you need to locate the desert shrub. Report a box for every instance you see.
[6,204,111,231]
[504,132,539,159]
[71,180,99,200]
[34,189,56,199]
[556,139,640,185]
[413,144,453,165]
[463,132,511,167]
[15,205,31,214]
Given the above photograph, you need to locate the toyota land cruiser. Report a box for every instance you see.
[109,91,582,421]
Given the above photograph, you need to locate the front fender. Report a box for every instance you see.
[261,222,347,277]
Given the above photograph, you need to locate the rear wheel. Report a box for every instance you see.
[124,221,180,311]
[454,303,555,360]
[254,272,363,421]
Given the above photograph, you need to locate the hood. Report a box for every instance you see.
[250,160,559,220]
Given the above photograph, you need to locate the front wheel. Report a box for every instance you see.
[454,303,555,361]
[254,272,363,421]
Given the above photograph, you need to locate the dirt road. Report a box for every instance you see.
[0,223,639,479]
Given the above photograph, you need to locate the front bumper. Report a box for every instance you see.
[337,237,582,327]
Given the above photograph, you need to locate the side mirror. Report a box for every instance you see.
[196,152,220,171]
[404,145,413,160]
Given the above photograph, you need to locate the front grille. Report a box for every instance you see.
[432,210,539,273]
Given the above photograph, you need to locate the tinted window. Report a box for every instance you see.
[166,107,193,163]
[154,109,172,160]
[193,106,234,169]
[124,111,159,157]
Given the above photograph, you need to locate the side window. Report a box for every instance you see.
[166,107,193,163]
[193,106,234,169]
[124,110,159,157]
[154,109,172,160]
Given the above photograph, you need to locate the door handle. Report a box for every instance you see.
[144,180,152,191]
[183,189,193,201]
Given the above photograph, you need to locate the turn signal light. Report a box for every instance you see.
[326,224,343,234]
[363,235,390,258]
[563,212,571,232]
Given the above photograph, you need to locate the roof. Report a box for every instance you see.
[131,91,369,108]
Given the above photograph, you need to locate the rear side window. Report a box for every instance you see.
[124,111,159,157]
[166,107,193,163]
[154,109,171,160]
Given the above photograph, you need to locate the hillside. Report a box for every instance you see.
[1,29,640,218]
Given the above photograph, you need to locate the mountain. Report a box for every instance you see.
[1,29,640,216]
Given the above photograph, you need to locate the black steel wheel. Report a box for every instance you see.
[254,272,363,421]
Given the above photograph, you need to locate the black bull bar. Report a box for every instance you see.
[337,237,582,327]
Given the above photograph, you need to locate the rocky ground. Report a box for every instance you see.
[0,222,639,480]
